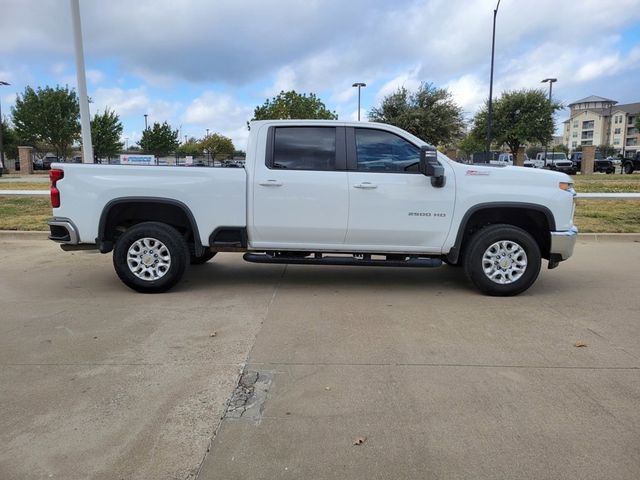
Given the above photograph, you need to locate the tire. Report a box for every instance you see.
[623,163,634,174]
[463,224,541,296]
[113,222,189,293]
[190,251,217,265]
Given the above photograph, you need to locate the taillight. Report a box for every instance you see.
[50,169,64,208]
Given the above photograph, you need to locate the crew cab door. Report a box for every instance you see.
[250,125,349,248]
[344,127,455,251]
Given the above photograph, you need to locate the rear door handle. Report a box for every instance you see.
[353,182,377,189]
[259,180,283,187]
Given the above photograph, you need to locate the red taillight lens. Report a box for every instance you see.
[50,169,64,208]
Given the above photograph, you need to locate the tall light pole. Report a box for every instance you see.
[70,0,93,163]
[0,81,10,171]
[206,128,209,137]
[352,82,366,121]
[541,78,557,163]
[144,114,148,130]
[485,0,501,162]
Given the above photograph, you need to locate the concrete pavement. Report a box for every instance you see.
[1,238,639,479]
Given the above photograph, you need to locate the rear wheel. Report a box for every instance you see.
[463,224,541,296]
[624,163,634,174]
[113,222,189,293]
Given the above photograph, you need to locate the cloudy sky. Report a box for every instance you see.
[1,0,640,149]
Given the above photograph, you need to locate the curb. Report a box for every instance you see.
[1,231,639,242]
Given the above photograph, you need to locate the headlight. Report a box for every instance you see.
[559,182,574,191]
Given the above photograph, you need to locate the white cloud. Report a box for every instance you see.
[182,91,253,149]
[375,67,422,104]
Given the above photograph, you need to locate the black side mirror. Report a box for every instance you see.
[419,145,446,188]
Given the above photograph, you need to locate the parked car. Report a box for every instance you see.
[569,152,615,175]
[535,152,573,173]
[524,157,545,168]
[47,120,578,297]
[622,152,640,174]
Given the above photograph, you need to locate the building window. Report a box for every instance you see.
[582,120,594,130]
[627,138,638,147]
[628,128,638,137]
[573,121,578,128]
[572,141,577,148]
[572,132,577,138]
[582,141,592,146]
[614,128,621,134]
[581,131,594,140]
[629,116,635,125]
[614,138,620,145]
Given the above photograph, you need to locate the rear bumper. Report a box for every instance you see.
[550,226,578,261]
[48,217,79,244]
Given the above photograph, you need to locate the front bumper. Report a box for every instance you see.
[550,226,578,261]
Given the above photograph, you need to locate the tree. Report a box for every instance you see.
[457,133,485,158]
[553,143,569,155]
[471,89,560,159]
[200,133,234,161]
[369,83,465,146]
[139,121,179,157]
[251,90,337,121]
[176,137,202,156]
[11,85,80,159]
[598,144,616,157]
[1,119,18,161]
[526,146,543,159]
[91,109,123,162]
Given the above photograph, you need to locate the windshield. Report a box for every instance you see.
[549,153,567,160]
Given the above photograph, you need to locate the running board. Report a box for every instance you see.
[243,253,442,268]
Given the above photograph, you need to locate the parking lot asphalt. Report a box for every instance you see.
[1,237,639,479]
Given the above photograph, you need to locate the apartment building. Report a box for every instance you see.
[562,95,639,158]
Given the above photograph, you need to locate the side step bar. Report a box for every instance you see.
[243,252,442,268]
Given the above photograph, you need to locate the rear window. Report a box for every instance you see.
[271,127,336,170]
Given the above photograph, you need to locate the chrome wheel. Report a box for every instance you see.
[482,240,528,285]
[126,237,171,281]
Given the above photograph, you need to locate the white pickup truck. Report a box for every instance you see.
[48,120,577,296]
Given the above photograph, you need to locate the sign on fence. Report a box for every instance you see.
[120,154,155,165]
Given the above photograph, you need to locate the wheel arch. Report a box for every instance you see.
[97,197,203,256]
[447,203,555,264]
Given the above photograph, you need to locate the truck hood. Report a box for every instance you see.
[449,161,572,189]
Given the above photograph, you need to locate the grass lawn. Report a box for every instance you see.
[0,182,49,190]
[2,195,639,233]
[0,196,51,231]
[572,173,640,193]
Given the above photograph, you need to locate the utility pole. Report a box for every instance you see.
[541,78,557,165]
[352,82,366,121]
[486,0,501,163]
[70,0,94,163]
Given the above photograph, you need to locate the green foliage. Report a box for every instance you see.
[252,90,337,121]
[176,137,202,156]
[1,119,18,160]
[369,82,465,146]
[200,133,234,159]
[552,143,569,154]
[91,108,123,161]
[11,85,80,159]
[139,122,179,157]
[598,144,616,157]
[526,146,543,158]
[472,89,560,158]
[457,133,485,157]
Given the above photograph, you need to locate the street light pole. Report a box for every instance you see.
[486,0,501,162]
[352,82,366,121]
[0,81,10,172]
[144,114,148,130]
[70,0,94,163]
[206,128,209,137]
[541,78,557,164]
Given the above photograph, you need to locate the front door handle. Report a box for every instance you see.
[259,180,283,187]
[353,182,377,189]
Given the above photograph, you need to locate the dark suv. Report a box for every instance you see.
[569,152,615,175]
[622,152,640,174]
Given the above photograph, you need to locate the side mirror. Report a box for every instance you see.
[419,145,446,188]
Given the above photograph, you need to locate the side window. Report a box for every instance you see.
[271,127,336,170]
[355,128,420,172]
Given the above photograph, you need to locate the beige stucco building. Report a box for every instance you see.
[562,95,639,158]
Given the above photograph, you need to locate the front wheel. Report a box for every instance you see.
[623,163,634,174]
[463,225,541,296]
[113,222,189,293]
